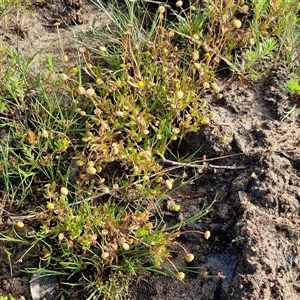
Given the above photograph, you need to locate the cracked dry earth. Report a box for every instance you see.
[0,1,300,299]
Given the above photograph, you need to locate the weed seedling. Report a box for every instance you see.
[281,77,300,121]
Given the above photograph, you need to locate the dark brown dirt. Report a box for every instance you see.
[1,1,300,300]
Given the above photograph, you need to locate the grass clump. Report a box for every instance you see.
[0,0,299,299]
[281,77,300,121]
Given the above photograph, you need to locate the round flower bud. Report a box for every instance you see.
[118,237,126,245]
[175,90,184,100]
[77,85,86,95]
[158,6,165,13]
[241,5,249,12]
[192,50,200,61]
[121,243,130,250]
[70,67,78,74]
[165,179,173,190]
[172,204,181,212]
[194,62,201,70]
[86,161,94,167]
[16,221,24,228]
[99,46,107,52]
[211,82,221,93]
[176,1,183,7]
[203,82,210,89]
[249,38,255,46]
[177,272,185,280]
[101,252,110,259]
[61,73,68,81]
[86,167,97,175]
[185,253,195,262]
[216,93,223,100]
[85,88,96,98]
[60,187,69,196]
[102,186,110,194]
[41,130,49,138]
[231,19,242,29]
[137,81,144,88]
[76,160,84,167]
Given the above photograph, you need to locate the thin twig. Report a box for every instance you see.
[187,153,245,164]
[0,208,37,221]
[159,156,246,170]
[206,163,246,170]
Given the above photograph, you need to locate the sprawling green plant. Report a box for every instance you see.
[0,0,299,299]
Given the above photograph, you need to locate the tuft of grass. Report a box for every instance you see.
[285,77,300,94]
[281,77,300,121]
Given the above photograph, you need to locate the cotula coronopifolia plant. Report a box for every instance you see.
[35,183,213,298]
[61,6,215,193]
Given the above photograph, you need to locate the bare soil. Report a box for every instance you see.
[1,1,300,299]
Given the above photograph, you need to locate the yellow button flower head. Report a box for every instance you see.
[16,221,24,228]
[47,202,55,210]
[137,81,144,88]
[172,204,181,212]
